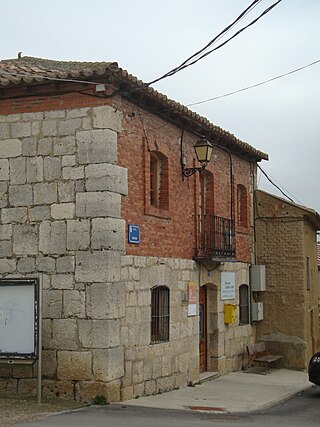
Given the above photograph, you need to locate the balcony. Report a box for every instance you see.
[194,214,236,264]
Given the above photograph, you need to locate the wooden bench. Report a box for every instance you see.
[245,342,283,374]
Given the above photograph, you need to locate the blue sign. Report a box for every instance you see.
[128,224,140,244]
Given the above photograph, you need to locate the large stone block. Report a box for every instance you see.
[26,157,43,183]
[85,163,128,195]
[92,347,124,382]
[67,219,90,250]
[42,119,58,137]
[1,207,27,224]
[0,240,12,257]
[58,181,75,203]
[9,157,26,184]
[76,192,121,218]
[62,166,84,180]
[91,218,125,252]
[0,159,9,181]
[75,251,121,283]
[0,123,10,140]
[0,182,7,208]
[66,107,90,119]
[87,281,125,319]
[79,319,120,349]
[17,257,36,273]
[92,106,123,133]
[37,137,52,156]
[57,351,92,381]
[0,259,16,274]
[11,122,31,138]
[0,224,12,240]
[42,290,63,318]
[39,221,67,255]
[34,182,58,205]
[9,184,33,207]
[44,157,61,181]
[13,224,38,255]
[28,206,50,222]
[63,290,86,318]
[58,118,82,136]
[51,203,75,219]
[22,137,37,156]
[51,274,74,290]
[42,380,75,400]
[77,129,117,164]
[56,255,75,273]
[53,136,76,155]
[0,139,22,158]
[36,256,56,273]
[52,319,79,350]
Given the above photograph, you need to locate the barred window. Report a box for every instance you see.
[151,286,169,343]
[239,284,249,325]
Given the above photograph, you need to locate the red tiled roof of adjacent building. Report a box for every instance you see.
[0,56,268,161]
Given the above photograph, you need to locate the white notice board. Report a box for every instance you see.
[0,279,38,360]
[221,272,236,300]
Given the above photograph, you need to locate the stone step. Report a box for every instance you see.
[199,371,220,384]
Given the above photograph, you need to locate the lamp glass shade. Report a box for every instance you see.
[194,139,213,163]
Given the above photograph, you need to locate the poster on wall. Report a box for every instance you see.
[0,279,39,361]
[221,272,236,300]
[188,281,197,316]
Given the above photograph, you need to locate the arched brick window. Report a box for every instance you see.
[151,285,170,343]
[150,151,169,210]
[237,184,248,227]
[239,284,249,325]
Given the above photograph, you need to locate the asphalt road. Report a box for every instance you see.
[16,387,320,427]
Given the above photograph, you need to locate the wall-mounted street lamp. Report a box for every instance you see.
[182,138,213,177]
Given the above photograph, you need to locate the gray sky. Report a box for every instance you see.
[1,0,319,213]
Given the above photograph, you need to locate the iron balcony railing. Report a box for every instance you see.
[195,214,236,260]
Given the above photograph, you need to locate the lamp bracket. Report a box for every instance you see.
[182,165,206,177]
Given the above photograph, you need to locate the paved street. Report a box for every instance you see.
[15,387,320,427]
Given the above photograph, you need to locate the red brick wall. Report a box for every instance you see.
[0,88,253,262]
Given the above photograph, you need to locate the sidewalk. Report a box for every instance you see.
[121,369,312,414]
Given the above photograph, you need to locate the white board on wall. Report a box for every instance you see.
[0,280,38,359]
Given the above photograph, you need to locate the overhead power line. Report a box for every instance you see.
[257,164,295,203]
[147,0,282,86]
[186,58,320,106]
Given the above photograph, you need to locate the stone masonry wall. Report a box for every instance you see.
[0,106,128,401]
[119,255,199,400]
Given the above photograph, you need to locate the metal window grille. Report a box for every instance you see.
[151,286,169,343]
[239,284,249,325]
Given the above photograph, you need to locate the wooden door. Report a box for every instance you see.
[199,285,207,372]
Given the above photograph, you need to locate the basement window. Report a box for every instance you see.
[151,285,170,343]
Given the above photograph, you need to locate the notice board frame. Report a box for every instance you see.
[0,278,39,362]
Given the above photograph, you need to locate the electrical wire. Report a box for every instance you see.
[258,167,304,205]
[151,0,262,82]
[187,59,320,106]
[147,0,282,86]
[257,164,295,203]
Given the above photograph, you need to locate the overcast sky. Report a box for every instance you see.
[1,0,319,213]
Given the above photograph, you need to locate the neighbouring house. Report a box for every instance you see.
[0,56,315,403]
[254,190,320,369]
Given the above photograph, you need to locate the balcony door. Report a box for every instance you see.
[199,285,207,372]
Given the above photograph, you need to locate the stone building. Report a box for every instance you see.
[0,56,267,402]
[254,190,320,369]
